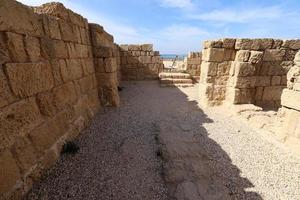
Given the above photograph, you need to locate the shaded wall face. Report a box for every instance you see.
[199,38,300,108]
[185,52,202,77]
[0,1,103,198]
[119,44,164,80]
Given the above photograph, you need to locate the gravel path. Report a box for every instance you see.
[27,81,300,200]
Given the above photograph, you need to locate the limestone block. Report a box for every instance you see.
[80,27,90,45]
[263,49,285,61]
[59,20,75,42]
[217,61,231,76]
[282,109,300,139]
[271,76,281,86]
[48,17,61,40]
[66,42,77,58]
[0,97,43,149]
[281,89,300,111]
[62,59,83,82]
[265,61,290,76]
[282,40,300,50]
[25,36,42,62]
[0,149,21,194]
[73,25,82,44]
[76,75,95,95]
[212,86,226,100]
[255,87,264,100]
[0,33,11,64]
[5,62,54,97]
[202,48,225,62]
[224,49,236,61]
[234,62,256,77]
[226,88,254,104]
[50,59,64,86]
[139,56,152,63]
[233,76,256,88]
[262,86,284,101]
[131,51,141,56]
[76,44,90,58]
[104,58,118,73]
[201,61,218,77]
[293,83,300,91]
[0,68,17,108]
[0,0,43,36]
[235,50,250,62]
[203,40,223,48]
[119,45,129,51]
[6,32,28,62]
[11,136,37,173]
[94,58,105,73]
[127,56,139,64]
[235,39,260,50]
[222,38,236,49]
[93,46,113,58]
[96,73,118,87]
[28,109,72,155]
[141,44,153,51]
[81,59,95,75]
[249,51,263,64]
[35,2,71,21]
[53,40,68,59]
[255,76,271,87]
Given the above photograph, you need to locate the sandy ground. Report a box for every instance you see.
[27,81,300,200]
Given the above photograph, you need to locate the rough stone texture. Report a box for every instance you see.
[199,38,300,108]
[184,52,202,80]
[119,44,164,81]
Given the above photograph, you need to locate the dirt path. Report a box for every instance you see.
[27,81,300,200]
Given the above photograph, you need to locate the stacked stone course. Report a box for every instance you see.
[199,38,300,107]
[184,52,202,78]
[119,44,164,80]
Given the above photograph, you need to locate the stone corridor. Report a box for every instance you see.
[27,81,300,200]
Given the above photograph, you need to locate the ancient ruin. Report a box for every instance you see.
[0,0,300,199]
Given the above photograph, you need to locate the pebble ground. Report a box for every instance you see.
[27,81,300,200]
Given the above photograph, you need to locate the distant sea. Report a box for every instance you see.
[161,54,186,60]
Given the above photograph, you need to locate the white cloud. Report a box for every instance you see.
[159,0,193,9]
[189,6,284,23]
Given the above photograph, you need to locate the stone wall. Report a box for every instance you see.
[199,38,300,107]
[119,44,164,80]
[199,39,236,106]
[184,52,202,78]
[279,51,300,151]
[0,1,118,198]
[89,24,120,106]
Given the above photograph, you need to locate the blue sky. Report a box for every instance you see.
[20,0,300,54]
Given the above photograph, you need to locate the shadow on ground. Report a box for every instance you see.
[26,81,261,200]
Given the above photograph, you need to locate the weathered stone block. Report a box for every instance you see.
[59,20,75,42]
[77,75,95,94]
[255,87,264,100]
[235,39,260,50]
[128,45,141,51]
[271,76,281,86]
[66,42,77,58]
[233,76,256,88]
[259,39,274,49]
[223,49,236,61]
[255,76,271,87]
[29,109,72,154]
[5,62,54,97]
[53,40,68,59]
[202,48,225,62]
[62,59,83,82]
[203,40,223,48]
[6,32,28,62]
[281,89,300,111]
[104,58,118,73]
[249,51,263,64]
[93,46,113,58]
[263,49,285,61]
[81,59,95,75]
[294,51,300,66]
[25,36,42,62]
[222,38,236,49]
[201,61,218,77]
[76,44,90,58]
[11,136,37,173]
[235,50,250,62]
[262,86,284,101]
[0,68,17,108]
[48,17,61,40]
[234,62,256,77]
[0,98,43,149]
[80,27,90,45]
[0,150,21,194]
[217,61,231,76]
